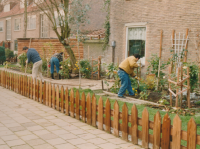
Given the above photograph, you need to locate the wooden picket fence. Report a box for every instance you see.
[0,70,200,149]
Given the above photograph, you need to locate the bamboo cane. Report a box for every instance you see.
[157,30,163,90]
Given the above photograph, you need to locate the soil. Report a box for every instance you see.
[119,89,200,110]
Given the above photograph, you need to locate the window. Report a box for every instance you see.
[14,18,20,31]
[6,19,11,40]
[54,10,64,27]
[41,14,48,38]
[27,15,36,30]
[128,27,146,57]
[4,4,10,12]
[0,21,3,32]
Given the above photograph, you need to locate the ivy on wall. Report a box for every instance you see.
[102,0,110,51]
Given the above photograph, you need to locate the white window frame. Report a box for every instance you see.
[40,13,48,38]
[27,15,36,30]
[14,18,21,31]
[125,22,147,65]
[6,18,11,40]
[0,21,3,32]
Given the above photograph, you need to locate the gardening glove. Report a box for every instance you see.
[135,76,140,80]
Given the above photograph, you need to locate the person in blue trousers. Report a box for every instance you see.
[118,54,141,98]
[50,52,63,79]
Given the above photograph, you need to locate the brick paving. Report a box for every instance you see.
[0,86,143,149]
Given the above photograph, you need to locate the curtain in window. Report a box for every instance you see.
[128,27,146,40]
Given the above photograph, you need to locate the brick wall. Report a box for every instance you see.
[17,38,83,60]
[109,0,200,70]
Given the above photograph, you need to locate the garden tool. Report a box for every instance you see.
[25,60,28,74]
[156,30,163,90]
[136,68,140,93]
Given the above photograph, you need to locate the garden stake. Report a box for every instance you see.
[156,30,163,90]
[136,68,140,92]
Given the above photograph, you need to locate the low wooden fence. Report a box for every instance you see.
[0,70,199,149]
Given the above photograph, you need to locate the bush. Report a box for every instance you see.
[41,58,47,72]
[59,58,72,79]
[18,53,27,67]
[79,59,92,78]
[5,48,14,59]
[0,46,6,65]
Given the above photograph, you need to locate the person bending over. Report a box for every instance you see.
[118,54,140,98]
[50,52,63,79]
[23,46,44,82]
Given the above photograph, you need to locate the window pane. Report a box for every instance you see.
[15,19,20,30]
[129,40,145,57]
[0,21,3,31]
[6,19,11,40]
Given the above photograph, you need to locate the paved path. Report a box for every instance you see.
[0,86,143,149]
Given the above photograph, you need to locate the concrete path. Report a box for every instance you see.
[0,86,143,149]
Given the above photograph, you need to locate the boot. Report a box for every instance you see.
[51,73,54,79]
[59,74,61,79]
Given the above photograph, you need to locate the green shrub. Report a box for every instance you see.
[79,59,92,78]
[59,58,72,79]
[0,46,6,65]
[5,48,14,59]
[41,58,47,72]
[18,53,27,67]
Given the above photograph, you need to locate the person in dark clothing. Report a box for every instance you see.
[50,52,63,79]
[23,47,44,82]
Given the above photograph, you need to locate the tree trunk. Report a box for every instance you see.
[23,0,27,38]
[62,42,76,67]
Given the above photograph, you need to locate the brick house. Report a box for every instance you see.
[0,0,106,57]
[108,0,200,71]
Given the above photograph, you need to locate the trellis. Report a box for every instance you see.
[168,66,190,108]
[171,31,189,72]
[171,30,189,73]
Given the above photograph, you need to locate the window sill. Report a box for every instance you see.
[14,30,21,32]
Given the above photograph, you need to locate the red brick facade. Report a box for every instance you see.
[109,0,200,67]
[17,38,83,60]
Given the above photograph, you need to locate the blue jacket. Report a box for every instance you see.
[27,48,41,64]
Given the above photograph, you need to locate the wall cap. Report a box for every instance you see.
[125,22,148,27]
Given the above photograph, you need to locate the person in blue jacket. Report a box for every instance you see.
[23,47,44,82]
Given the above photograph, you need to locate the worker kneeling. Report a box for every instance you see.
[50,52,63,79]
[118,54,140,98]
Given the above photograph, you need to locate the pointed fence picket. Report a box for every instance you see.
[87,93,92,125]
[0,70,200,149]
[81,92,86,122]
[92,94,96,127]
[75,90,80,120]
[113,101,119,137]
[61,86,64,114]
[52,84,55,109]
[65,88,69,116]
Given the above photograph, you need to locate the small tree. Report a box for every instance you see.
[69,0,90,88]
[33,0,77,67]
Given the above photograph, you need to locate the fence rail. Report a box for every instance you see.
[0,70,200,149]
